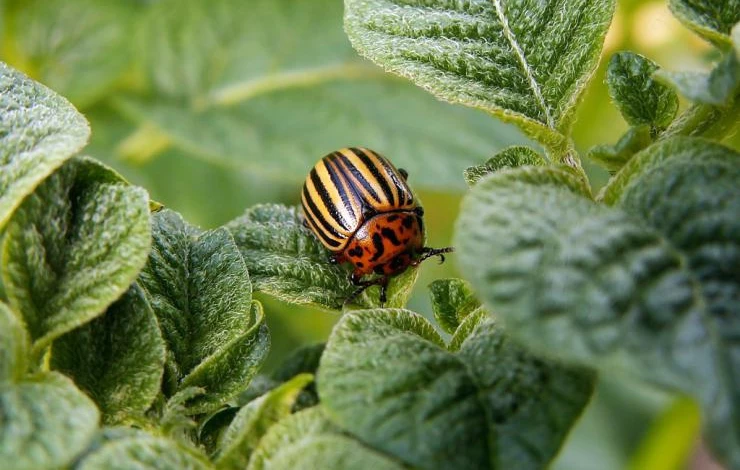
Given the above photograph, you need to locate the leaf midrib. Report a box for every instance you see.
[203,62,387,108]
[492,0,554,129]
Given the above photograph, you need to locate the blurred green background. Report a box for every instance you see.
[1,0,732,468]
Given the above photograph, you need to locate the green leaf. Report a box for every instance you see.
[463,146,546,186]
[318,308,594,470]
[588,125,652,173]
[0,300,28,382]
[1,157,151,363]
[4,0,138,108]
[77,434,212,470]
[612,137,740,468]
[182,302,270,415]
[484,165,593,199]
[50,283,166,424]
[0,372,100,470]
[599,135,732,204]
[655,50,740,106]
[116,0,526,192]
[606,52,679,129]
[343,0,615,151]
[215,374,314,470]
[247,407,404,470]
[428,278,481,334]
[139,210,269,414]
[455,168,708,390]
[0,61,90,229]
[669,0,740,47]
[225,204,417,310]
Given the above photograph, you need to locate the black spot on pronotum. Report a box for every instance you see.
[381,227,402,246]
[357,262,364,268]
[387,214,399,222]
[402,216,414,229]
[348,246,363,258]
[371,233,385,261]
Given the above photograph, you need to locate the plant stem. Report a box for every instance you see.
[546,139,591,191]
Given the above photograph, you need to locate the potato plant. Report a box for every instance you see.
[0,0,738,469]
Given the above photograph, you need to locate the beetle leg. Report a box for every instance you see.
[301,217,310,229]
[398,168,409,181]
[378,276,389,304]
[344,274,389,306]
[414,207,424,217]
[413,246,455,266]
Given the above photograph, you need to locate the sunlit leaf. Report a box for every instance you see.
[1,157,151,363]
[344,0,615,152]
[464,146,546,186]
[0,61,89,229]
[139,209,269,414]
[606,52,678,129]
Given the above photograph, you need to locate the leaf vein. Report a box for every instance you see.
[492,0,553,128]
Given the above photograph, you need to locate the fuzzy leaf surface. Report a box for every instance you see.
[215,374,314,470]
[0,301,28,382]
[613,137,740,467]
[6,0,138,107]
[464,146,546,186]
[50,283,166,424]
[428,278,481,334]
[0,61,90,229]
[455,168,714,389]
[247,407,403,470]
[344,0,615,148]
[0,372,99,470]
[117,0,526,192]
[1,157,151,362]
[77,435,212,470]
[588,125,652,173]
[606,52,678,128]
[226,204,416,310]
[318,309,594,470]
[669,0,740,47]
[139,210,269,413]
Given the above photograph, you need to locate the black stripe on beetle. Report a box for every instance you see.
[351,147,397,206]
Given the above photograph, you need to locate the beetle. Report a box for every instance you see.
[301,147,453,304]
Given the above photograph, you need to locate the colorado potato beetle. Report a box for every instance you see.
[301,147,453,304]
